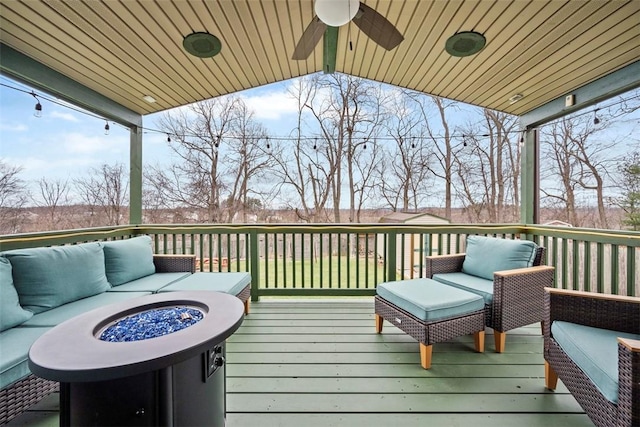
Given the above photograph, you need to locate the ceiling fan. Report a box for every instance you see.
[292,0,404,73]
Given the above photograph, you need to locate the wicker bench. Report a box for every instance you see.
[375,278,486,369]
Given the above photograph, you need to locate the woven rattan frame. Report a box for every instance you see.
[0,374,58,424]
[375,296,484,346]
[544,290,640,427]
[425,246,554,334]
[236,284,251,304]
[153,254,196,273]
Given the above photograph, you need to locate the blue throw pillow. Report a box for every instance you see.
[102,236,156,286]
[462,235,538,280]
[2,242,111,314]
[0,257,33,331]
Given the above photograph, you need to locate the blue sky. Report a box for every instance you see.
[0,75,300,187]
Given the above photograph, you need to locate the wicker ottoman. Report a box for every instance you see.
[375,278,486,369]
[159,272,251,314]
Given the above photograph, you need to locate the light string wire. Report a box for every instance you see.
[2,81,638,144]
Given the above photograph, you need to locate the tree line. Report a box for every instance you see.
[1,75,639,234]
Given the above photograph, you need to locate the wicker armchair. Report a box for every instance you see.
[544,288,640,427]
[425,245,554,352]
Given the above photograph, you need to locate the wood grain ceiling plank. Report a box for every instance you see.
[179,0,245,96]
[375,0,424,85]
[0,6,153,114]
[474,1,625,109]
[245,0,287,82]
[427,0,503,97]
[483,3,639,112]
[41,0,188,109]
[437,0,548,105]
[124,0,227,104]
[201,0,267,91]
[506,32,640,116]
[386,0,450,90]
[412,1,483,95]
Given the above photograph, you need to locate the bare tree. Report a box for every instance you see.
[33,177,72,230]
[454,109,519,222]
[75,163,128,226]
[376,92,435,211]
[407,94,458,220]
[0,161,29,234]
[540,115,617,227]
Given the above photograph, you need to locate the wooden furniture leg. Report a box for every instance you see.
[474,331,485,353]
[244,299,250,315]
[420,343,433,369]
[375,314,383,333]
[494,331,506,353]
[545,361,558,390]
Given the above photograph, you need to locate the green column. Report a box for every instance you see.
[129,125,142,224]
[520,128,539,224]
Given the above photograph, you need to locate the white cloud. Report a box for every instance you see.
[62,132,127,154]
[241,90,298,120]
[0,122,28,132]
[50,110,80,122]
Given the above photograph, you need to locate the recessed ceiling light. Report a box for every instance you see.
[183,32,222,58]
[508,94,524,104]
[143,95,156,103]
[445,31,486,57]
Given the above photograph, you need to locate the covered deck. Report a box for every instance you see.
[9,298,591,427]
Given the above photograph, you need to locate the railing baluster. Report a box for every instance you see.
[583,241,591,292]
[611,244,619,295]
[626,246,635,296]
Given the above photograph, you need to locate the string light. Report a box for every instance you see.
[104,121,110,135]
[167,134,171,143]
[462,134,467,147]
[266,136,270,150]
[313,138,318,150]
[31,92,42,118]
[3,81,638,144]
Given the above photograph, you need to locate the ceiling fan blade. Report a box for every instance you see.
[292,16,327,60]
[353,2,404,51]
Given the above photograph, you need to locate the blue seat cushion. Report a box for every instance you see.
[158,272,251,296]
[377,278,484,321]
[107,272,191,293]
[21,291,151,327]
[462,236,538,280]
[0,257,32,331]
[432,272,494,305]
[2,242,111,313]
[102,236,156,286]
[552,321,640,404]
[0,327,50,389]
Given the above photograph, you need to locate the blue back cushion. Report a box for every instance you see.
[102,236,156,286]
[3,242,111,314]
[462,235,538,280]
[0,257,33,331]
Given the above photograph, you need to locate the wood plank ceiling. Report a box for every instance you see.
[0,0,638,117]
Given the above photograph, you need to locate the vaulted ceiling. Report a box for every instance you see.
[1,0,639,119]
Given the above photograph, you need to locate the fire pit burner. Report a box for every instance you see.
[99,306,203,342]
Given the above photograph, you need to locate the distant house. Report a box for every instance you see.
[377,212,452,278]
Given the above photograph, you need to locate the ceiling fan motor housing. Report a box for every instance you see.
[315,0,360,27]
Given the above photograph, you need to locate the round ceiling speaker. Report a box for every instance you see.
[445,31,486,57]
[315,0,359,27]
[183,32,222,58]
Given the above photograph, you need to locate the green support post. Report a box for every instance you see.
[250,231,260,302]
[129,125,142,224]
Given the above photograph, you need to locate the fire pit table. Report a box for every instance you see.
[28,291,244,426]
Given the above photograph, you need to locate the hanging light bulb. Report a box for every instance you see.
[104,121,110,135]
[411,137,416,149]
[34,101,42,118]
[167,134,171,143]
[462,134,467,147]
[593,109,600,125]
[314,0,359,27]
[313,138,318,150]
[266,137,270,150]
[31,92,42,118]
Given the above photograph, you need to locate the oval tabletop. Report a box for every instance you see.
[28,291,244,383]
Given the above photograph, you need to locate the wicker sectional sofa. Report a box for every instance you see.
[0,236,249,424]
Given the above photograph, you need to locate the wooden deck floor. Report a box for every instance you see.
[8,298,592,427]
